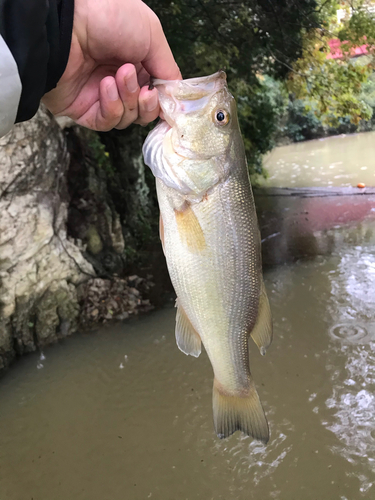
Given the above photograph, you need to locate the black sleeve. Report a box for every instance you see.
[0,0,74,123]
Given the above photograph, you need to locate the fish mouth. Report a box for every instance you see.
[151,70,227,97]
[151,71,228,127]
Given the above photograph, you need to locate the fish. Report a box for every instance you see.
[142,71,272,442]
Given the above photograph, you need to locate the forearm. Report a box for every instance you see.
[0,0,74,136]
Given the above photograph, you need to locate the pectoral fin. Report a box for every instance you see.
[213,378,269,443]
[175,203,206,253]
[250,280,273,355]
[175,300,201,357]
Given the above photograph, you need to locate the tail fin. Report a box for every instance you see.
[212,378,269,443]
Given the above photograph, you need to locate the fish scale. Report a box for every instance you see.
[143,71,273,442]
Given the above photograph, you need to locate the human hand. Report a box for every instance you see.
[42,0,181,131]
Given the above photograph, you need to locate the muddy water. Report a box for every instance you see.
[1,133,375,499]
[261,131,375,188]
[1,216,375,499]
[256,192,375,266]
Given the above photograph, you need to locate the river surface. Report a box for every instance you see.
[261,131,375,188]
[1,134,375,500]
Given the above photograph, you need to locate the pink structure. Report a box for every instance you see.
[327,38,369,59]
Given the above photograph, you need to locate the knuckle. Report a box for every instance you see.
[148,9,162,29]
[96,123,114,132]
[115,113,136,130]
[97,115,121,132]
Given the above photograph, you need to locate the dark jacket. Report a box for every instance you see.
[0,0,74,136]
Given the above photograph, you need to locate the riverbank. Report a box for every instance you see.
[0,109,168,373]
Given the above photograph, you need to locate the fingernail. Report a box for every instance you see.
[125,72,138,93]
[145,91,158,112]
[107,81,119,101]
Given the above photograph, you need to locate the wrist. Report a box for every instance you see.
[45,0,75,93]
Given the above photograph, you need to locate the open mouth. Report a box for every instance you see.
[153,71,227,126]
[152,70,226,92]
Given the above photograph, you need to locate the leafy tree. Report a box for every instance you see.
[146,0,321,175]
[143,0,375,175]
[147,0,320,81]
[285,98,325,141]
[289,0,375,125]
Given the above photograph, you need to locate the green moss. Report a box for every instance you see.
[85,226,103,255]
[87,132,115,177]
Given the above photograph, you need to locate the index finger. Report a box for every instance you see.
[141,10,182,81]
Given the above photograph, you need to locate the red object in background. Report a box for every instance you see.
[327,38,369,59]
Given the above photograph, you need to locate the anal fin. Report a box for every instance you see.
[175,300,201,357]
[250,280,273,356]
[213,378,269,443]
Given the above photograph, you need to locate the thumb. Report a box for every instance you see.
[141,12,182,81]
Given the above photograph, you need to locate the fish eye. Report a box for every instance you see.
[214,109,230,126]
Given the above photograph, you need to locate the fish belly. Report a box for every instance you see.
[156,168,261,394]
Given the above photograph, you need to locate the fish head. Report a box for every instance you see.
[143,71,241,199]
[156,71,237,159]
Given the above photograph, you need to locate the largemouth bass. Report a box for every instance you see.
[142,71,272,442]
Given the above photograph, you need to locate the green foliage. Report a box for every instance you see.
[142,0,375,175]
[148,0,320,81]
[282,64,375,143]
[284,97,363,141]
[360,68,375,120]
[285,99,325,141]
[87,132,114,176]
[289,0,375,125]
[146,0,320,175]
[290,55,372,124]
[234,76,288,174]
[338,2,375,47]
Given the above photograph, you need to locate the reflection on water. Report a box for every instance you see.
[256,192,375,266]
[326,345,375,495]
[329,246,375,337]
[1,200,375,498]
[260,131,375,188]
[324,246,375,495]
[1,224,375,499]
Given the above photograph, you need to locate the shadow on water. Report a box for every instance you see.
[1,138,375,499]
[256,190,375,267]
